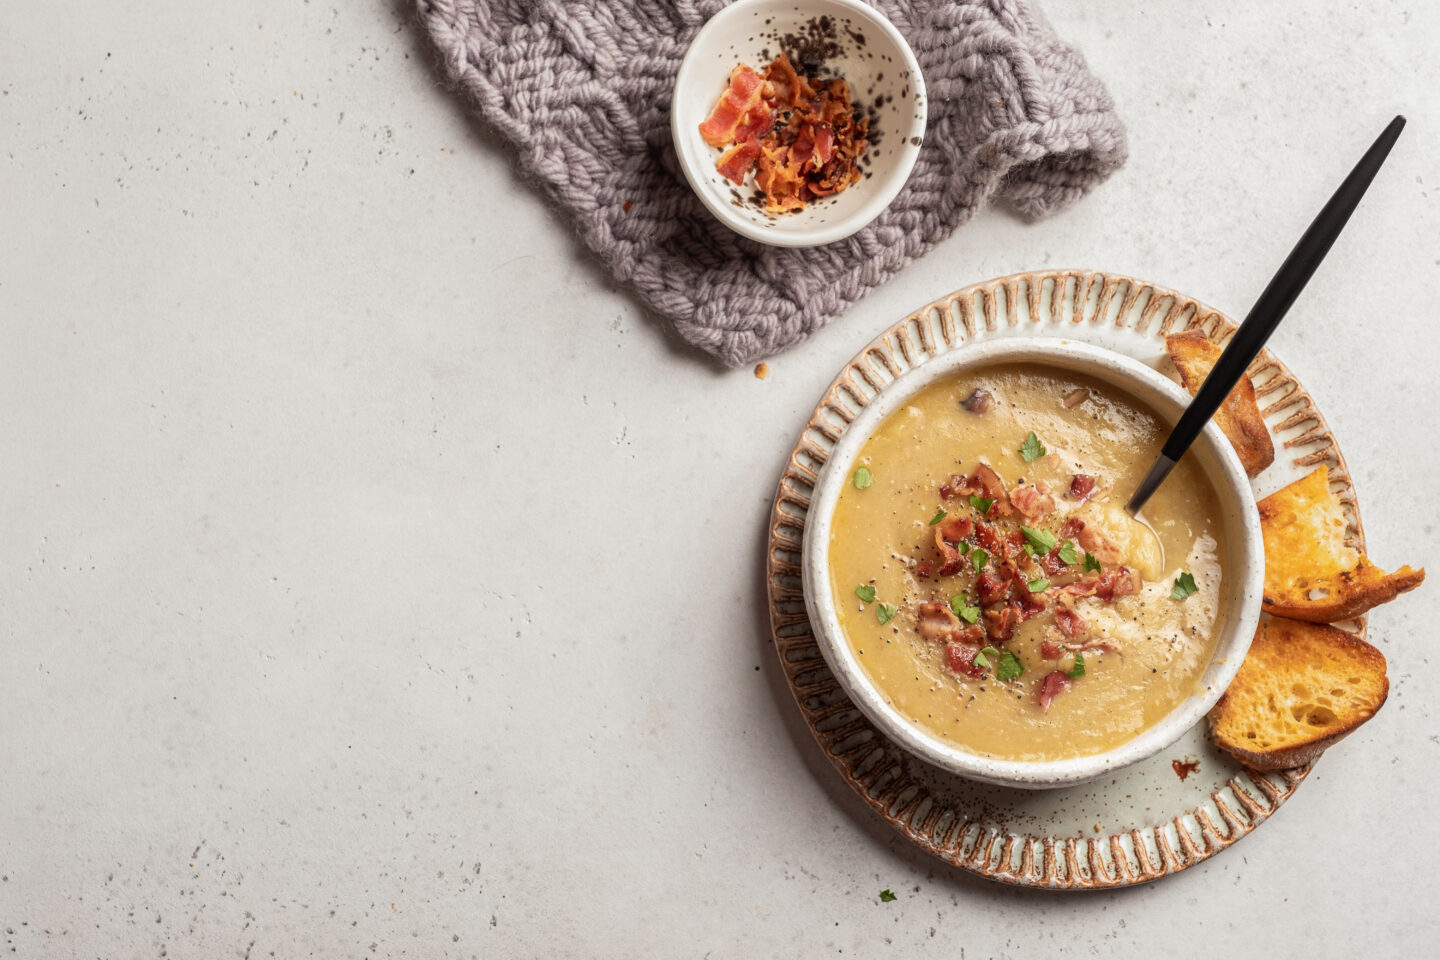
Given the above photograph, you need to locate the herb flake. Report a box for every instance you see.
[1027,577,1051,593]
[950,596,980,623]
[1068,652,1086,679]
[1058,540,1079,565]
[1171,572,1199,600]
[879,889,897,903]
[1019,431,1046,462]
[876,602,898,625]
[853,465,874,489]
[1020,525,1058,554]
[968,494,994,515]
[996,651,1025,682]
[855,585,877,604]
[1083,552,1102,574]
[971,548,989,573]
[928,510,946,526]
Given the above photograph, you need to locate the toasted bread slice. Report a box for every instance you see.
[1259,465,1425,622]
[1164,331,1275,477]
[1208,617,1388,770]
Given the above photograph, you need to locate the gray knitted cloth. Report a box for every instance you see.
[418,0,1127,367]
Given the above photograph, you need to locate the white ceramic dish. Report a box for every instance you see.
[800,337,1265,789]
[670,0,926,246]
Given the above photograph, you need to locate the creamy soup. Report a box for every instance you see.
[829,364,1226,762]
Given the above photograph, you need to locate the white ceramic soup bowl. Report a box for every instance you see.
[801,338,1265,789]
[671,0,926,246]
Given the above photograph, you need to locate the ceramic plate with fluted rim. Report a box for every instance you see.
[670,0,926,246]
[765,269,1371,888]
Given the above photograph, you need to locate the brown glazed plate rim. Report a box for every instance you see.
[764,269,1364,889]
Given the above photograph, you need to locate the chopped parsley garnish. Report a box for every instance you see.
[950,596,980,623]
[972,650,990,670]
[1022,544,1034,558]
[968,494,994,515]
[1058,540,1079,565]
[1068,653,1086,679]
[879,889,897,902]
[1020,525,1057,554]
[855,585,877,604]
[876,602,898,624]
[981,646,1000,658]
[1171,572,1199,600]
[1027,577,1050,593]
[1083,552,1102,574]
[996,651,1025,682]
[956,541,971,556]
[853,465,874,489]
[971,548,989,572]
[1019,431,1046,462]
[928,510,947,526]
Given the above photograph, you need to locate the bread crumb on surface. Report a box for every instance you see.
[754,362,769,380]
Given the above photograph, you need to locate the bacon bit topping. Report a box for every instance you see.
[983,602,1022,642]
[1037,547,1068,576]
[917,602,962,641]
[1062,387,1090,409]
[945,642,986,679]
[1172,758,1200,781]
[1017,591,1048,620]
[1075,521,1124,565]
[933,515,974,576]
[917,603,986,669]
[907,457,1150,702]
[1064,566,1140,602]
[937,466,1012,517]
[1038,670,1070,712]
[700,53,868,213]
[968,464,1012,515]
[699,64,767,148]
[974,521,1003,554]
[974,570,1011,607]
[1053,604,1086,638]
[939,474,967,501]
[1010,484,1055,522]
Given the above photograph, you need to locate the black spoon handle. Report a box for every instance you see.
[1128,114,1406,514]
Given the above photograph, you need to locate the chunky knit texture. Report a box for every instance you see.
[417,0,1127,367]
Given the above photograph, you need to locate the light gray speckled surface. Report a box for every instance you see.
[2,1,1438,956]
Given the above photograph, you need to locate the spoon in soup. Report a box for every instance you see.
[1127,114,1406,519]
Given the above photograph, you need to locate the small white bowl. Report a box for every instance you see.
[671,0,926,246]
[801,338,1265,789]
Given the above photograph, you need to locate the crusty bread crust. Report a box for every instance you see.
[1209,617,1388,771]
[1258,466,1426,622]
[1164,331,1275,477]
